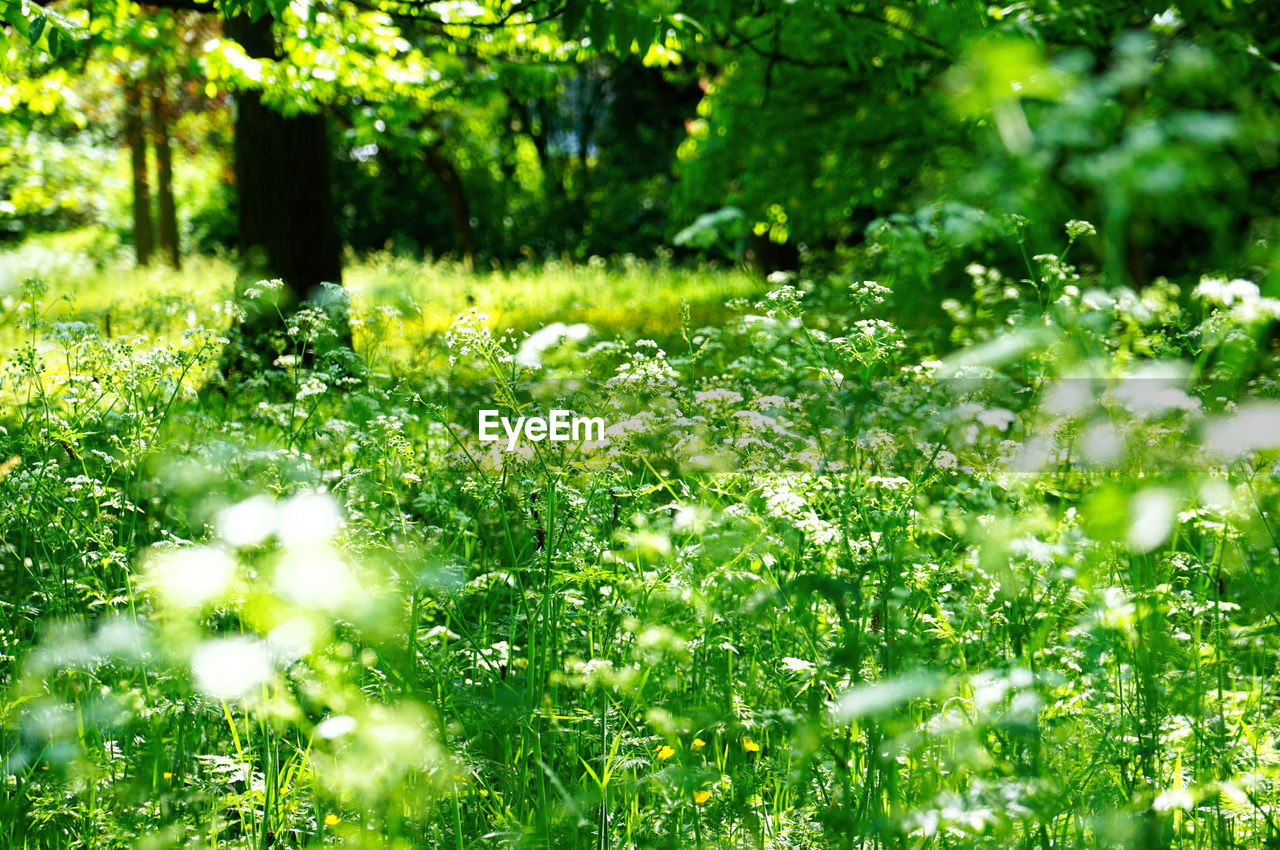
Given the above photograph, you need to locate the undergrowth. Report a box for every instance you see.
[3,223,1280,849]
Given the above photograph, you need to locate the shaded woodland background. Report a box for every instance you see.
[3,0,1279,298]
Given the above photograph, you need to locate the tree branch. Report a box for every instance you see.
[138,0,567,34]
[138,0,217,14]
[711,19,848,70]
[339,0,567,37]
[836,7,950,59]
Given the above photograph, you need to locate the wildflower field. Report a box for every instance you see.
[5,0,1280,846]
[4,221,1280,849]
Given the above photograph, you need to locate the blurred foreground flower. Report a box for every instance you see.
[147,546,235,609]
[191,636,272,700]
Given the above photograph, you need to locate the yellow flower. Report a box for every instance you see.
[693,789,712,805]
[324,814,340,827]
[743,737,761,753]
[691,738,706,751]
[656,745,676,761]
[162,772,173,780]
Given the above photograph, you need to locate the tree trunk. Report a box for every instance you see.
[124,79,153,266]
[423,144,475,270]
[223,13,348,372]
[150,74,180,269]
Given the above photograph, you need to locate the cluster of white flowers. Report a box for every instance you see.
[564,657,641,691]
[1230,298,1280,324]
[731,409,793,437]
[603,411,660,442]
[852,318,901,339]
[865,475,912,490]
[693,387,743,417]
[755,284,805,318]
[1065,219,1096,240]
[50,321,98,344]
[763,479,807,518]
[963,262,1023,305]
[285,304,341,344]
[1192,276,1280,324]
[932,449,959,471]
[830,319,906,365]
[1032,253,1077,284]
[1193,276,1259,306]
[296,375,329,401]
[606,340,679,393]
[350,303,404,332]
[445,308,504,365]
[849,279,891,309]
[239,278,285,301]
[754,394,795,411]
[965,263,1003,287]
[793,511,841,547]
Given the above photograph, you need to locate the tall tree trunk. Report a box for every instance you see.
[223,13,348,372]
[124,79,153,266]
[150,73,180,270]
[423,144,475,270]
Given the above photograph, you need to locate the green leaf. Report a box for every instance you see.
[27,11,46,47]
[586,1,609,49]
[4,0,29,37]
[46,24,64,56]
[560,0,587,38]
[644,21,663,55]
[613,11,646,53]
[668,13,704,36]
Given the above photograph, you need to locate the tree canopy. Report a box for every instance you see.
[3,0,1279,299]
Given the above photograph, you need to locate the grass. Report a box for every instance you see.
[2,232,1280,849]
[0,234,762,355]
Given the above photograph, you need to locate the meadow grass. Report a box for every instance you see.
[0,235,760,352]
[2,233,1280,850]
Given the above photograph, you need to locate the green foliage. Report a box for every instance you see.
[5,0,1280,846]
[944,24,1280,288]
[0,131,119,237]
[670,0,979,256]
[0,0,83,58]
[4,223,1280,846]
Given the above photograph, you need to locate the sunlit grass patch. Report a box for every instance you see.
[1,241,761,370]
[0,241,236,346]
[347,254,762,365]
